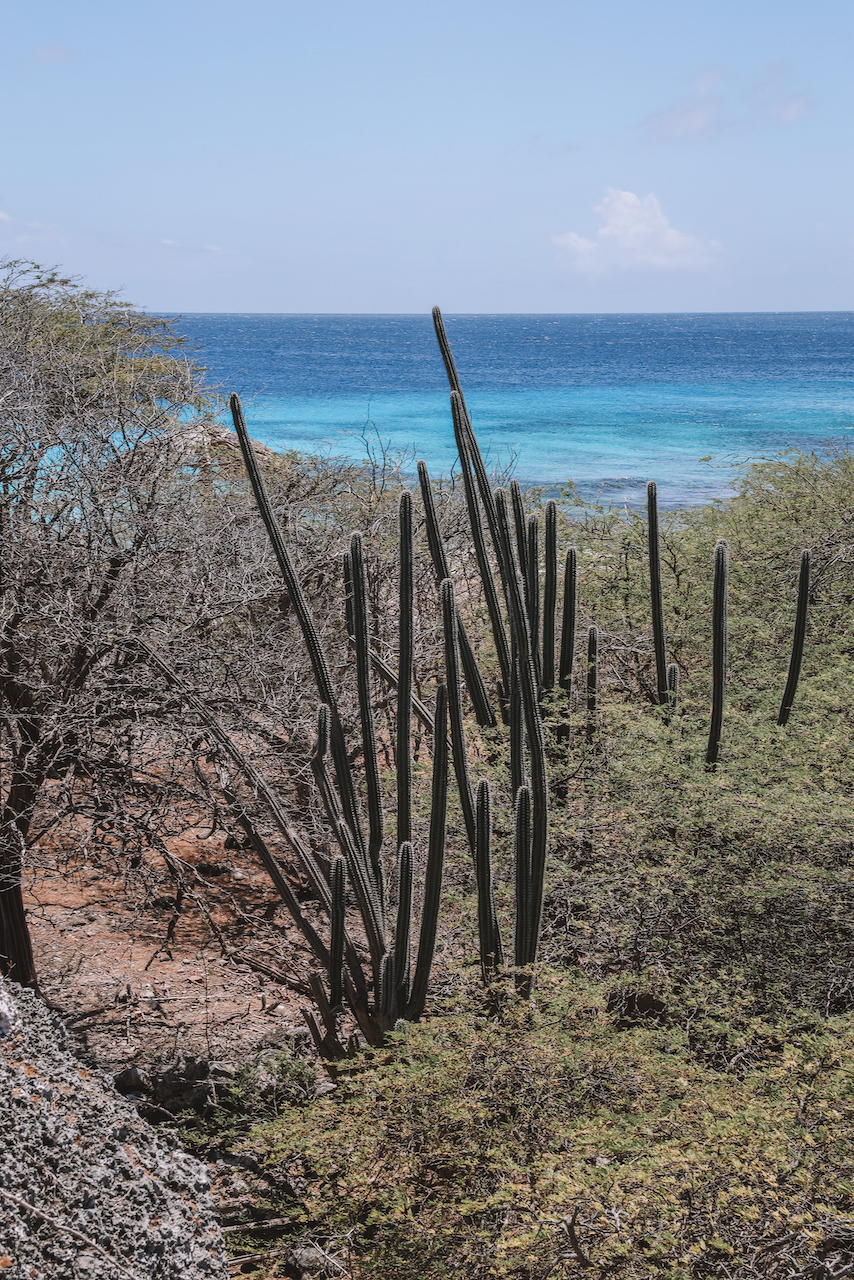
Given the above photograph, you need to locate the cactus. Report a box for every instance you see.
[510,479,530,610]
[586,625,598,745]
[542,500,558,690]
[394,841,413,1008]
[647,481,668,706]
[494,489,549,972]
[449,391,511,694]
[231,393,367,867]
[406,685,448,1021]
[509,644,525,803]
[397,492,414,849]
[417,459,496,728]
[513,783,532,979]
[527,513,542,686]
[666,662,680,724]
[475,778,503,981]
[379,952,396,1020]
[440,578,478,860]
[559,548,577,691]
[778,549,810,727]
[706,540,729,768]
[329,855,346,1011]
[349,532,385,904]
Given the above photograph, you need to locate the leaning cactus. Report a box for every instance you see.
[706,540,729,767]
[350,532,385,899]
[527,513,541,685]
[647,481,668,706]
[777,549,811,727]
[440,577,477,861]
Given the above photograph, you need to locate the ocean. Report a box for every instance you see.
[169,313,854,507]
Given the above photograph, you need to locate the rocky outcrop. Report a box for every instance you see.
[0,978,227,1279]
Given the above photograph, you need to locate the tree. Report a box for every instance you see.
[0,260,204,987]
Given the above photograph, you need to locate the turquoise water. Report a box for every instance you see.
[170,313,854,506]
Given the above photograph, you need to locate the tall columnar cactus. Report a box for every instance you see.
[666,662,680,724]
[527,513,541,685]
[542,500,558,690]
[706,539,729,768]
[778,549,811,727]
[230,393,367,866]
[494,488,549,971]
[328,855,346,1012]
[406,685,448,1021]
[647,481,668,706]
[586,625,598,745]
[559,548,577,691]
[397,492,414,849]
[509,645,525,803]
[440,578,477,861]
[513,783,532,981]
[475,778,503,981]
[510,479,531,612]
[449,391,511,696]
[394,841,413,1008]
[349,532,385,898]
[417,459,496,729]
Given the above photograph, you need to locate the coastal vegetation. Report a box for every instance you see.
[2,261,853,1276]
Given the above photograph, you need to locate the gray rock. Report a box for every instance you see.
[0,977,227,1279]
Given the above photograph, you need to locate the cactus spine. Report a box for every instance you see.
[542,500,558,690]
[778,549,810,727]
[706,539,729,768]
[397,492,413,848]
[475,778,503,980]
[559,548,577,691]
[406,685,448,1021]
[329,855,346,1011]
[647,481,668,706]
[417,460,496,728]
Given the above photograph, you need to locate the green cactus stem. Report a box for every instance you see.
[559,548,577,691]
[527,513,542,687]
[417,459,496,728]
[406,685,448,1021]
[706,540,729,768]
[666,662,680,724]
[778,549,811,727]
[475,778,503,980]
[494,488,549,972]
[450,391,511,694]
[509,643,525,803]
[349,532,385,902]
[513,783,532,979]
[510,479,530,610]
[379,952,396,1020]
[397,492,414,849]
[230,393,366,866]
[542,500,558,690]
[647,481,668,706]
[394,841,413,1007]
[440,578,477,861]
[329,855,346,1011]
[585,625,598,746]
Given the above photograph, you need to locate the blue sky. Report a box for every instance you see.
[2,0,852,312]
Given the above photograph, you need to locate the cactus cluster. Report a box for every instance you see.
[221,315,814,1055]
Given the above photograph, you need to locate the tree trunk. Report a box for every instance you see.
[0,870,38,989]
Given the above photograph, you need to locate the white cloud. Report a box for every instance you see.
[554,189,723,274]
[0,211,11,222]
[645,96,723,141]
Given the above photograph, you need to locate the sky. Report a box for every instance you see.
[2,0,853,312]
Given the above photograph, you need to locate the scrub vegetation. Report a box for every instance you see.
[2,262,853,1277]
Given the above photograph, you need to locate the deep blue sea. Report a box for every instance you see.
[169,313,854,507]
